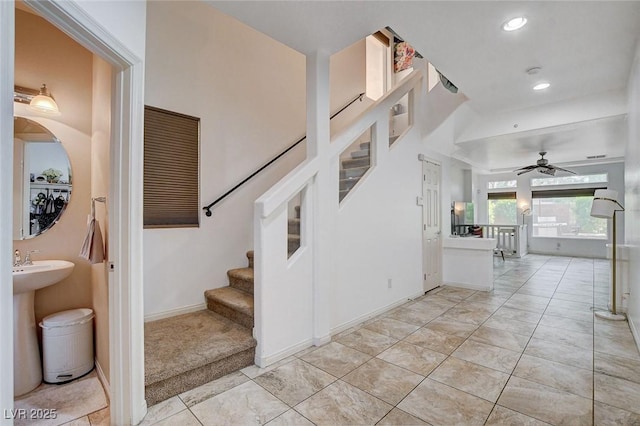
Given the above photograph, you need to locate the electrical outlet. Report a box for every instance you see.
[388,278,392,289]
[556,242,561,250]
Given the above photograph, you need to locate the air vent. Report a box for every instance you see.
[586,154,607,159]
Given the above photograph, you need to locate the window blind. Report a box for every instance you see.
[487,191,516,200]
[531,187,606,199]
[144,105,200,228]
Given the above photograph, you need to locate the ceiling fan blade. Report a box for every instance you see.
[514,165,537,172]
[517,168,535,175]
[551,165,576,175]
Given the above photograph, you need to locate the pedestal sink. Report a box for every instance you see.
[13,260,74,396]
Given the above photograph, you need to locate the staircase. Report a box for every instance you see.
[339,141,371,202]
[144,251,257,406]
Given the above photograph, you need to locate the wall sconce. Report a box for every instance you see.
[14,84,61,116]
[521,208,531,225]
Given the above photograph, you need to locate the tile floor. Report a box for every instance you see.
[140,254,640,425]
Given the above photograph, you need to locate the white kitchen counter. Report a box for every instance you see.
[443,236,497,291]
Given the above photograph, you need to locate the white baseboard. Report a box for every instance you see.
[95,359,111,403]
[629,315,640,354]
[255,338,314,368]
[330,291,424,336]
[144,303,206,322]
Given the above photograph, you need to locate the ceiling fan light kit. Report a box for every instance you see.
[514,151,576,176]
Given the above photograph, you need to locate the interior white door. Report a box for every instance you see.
[422,158,442,292]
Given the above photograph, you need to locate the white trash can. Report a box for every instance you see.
[40,308,94,383]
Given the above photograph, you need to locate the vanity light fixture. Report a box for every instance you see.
[14,84,61,115]
[502,16,527,32]
[533,82,550,91]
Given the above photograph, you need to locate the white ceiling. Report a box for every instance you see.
[209,1,640,171]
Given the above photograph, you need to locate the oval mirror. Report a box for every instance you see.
[13,117,72,240]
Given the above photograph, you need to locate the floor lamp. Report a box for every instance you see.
[590,189,626,321]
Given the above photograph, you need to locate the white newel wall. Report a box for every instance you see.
[254,69,424,365]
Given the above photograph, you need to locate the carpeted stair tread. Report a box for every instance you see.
[288,218,301,234]
[228,267,254,294]
[342,157,370,169]
[144,310,256,404]
[205,287,254,329]
[340,166,368,179]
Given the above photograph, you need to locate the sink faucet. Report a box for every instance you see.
[23,250,39,266]
[14,250,22,267]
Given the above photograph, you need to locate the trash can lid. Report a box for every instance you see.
[42,308,94,327]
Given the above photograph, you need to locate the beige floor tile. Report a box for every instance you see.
[404,326,466,355]
[440,302,496,325]
[63,417,90,426]
[431,286,476,302]
[516,287,556,298]
[87,407,109,426]
[469,325,530,352]
[595,334,640,360]
[545,305,594,323]
[265,409,314,426]
[422,316,479,338]
[336,328,398,356]
[294,380,392,425]
[502,299,547,314]
[377,341,447,376]
[254,359,336,406]
[398,378,494,425]
[594,319,635,340]
[485,405,551,425]
[241,356,298,379]
[179,370,249,407]
[513,354,593,398]
[538,314,593,335]
[14,374,108,426]
[342,358,424,405]
[524,337,593,370]
[452,339,522,374]
[497,376,592,425]
[138,397,186,426]
[483,316,537,337]
[532,324,593,350]
[595,351,640,384]
[429,357,510,402]
[553,291,594,305]
[465,292,510,308]
[377,408,428,425]
[363,317,421,340]
[508,293,551,306]
[384,304,442,326]
[594,401,640,425]
[490,306,543,324]
[190,381,288,426]
[153,409,201,426]
[595,373,640,415]
[548,298,594,313]
[300,342,371,378]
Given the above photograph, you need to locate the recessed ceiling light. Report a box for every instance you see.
[502,17,527,32]
[533,82,550,91]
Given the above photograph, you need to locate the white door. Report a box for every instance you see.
[422,158,442,292]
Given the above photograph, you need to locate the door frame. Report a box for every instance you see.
[1,2,146,424]
[419,154,443,292]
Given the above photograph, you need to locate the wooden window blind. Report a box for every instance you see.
[144,105,200,228]
[531,187,606,199]
[487,191,516,200]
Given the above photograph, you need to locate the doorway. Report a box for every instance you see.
[1,1,146,424]
[421,157,442,292]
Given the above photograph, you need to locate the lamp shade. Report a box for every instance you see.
[591,189,619,219]
[28,84,60,115]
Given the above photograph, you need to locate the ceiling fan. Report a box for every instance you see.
[514,151,576,176]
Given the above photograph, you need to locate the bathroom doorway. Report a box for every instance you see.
[1,1,146,424]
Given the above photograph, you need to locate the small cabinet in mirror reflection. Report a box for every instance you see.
[13,117,72,240]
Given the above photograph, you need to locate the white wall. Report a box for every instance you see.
[476,162,625,258]
[143,1,307,317]
[625,40,640,344]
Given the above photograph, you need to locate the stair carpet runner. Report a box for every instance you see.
[143,143,370,405]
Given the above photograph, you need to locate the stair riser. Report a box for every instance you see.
[207,299,254,329]
[350,149,370,159]
[342,157,370,169]
[229,275,253,294]
[288,237,300,254]
[246,251,254,269]
[340,167,368,179]
[340,178,359,191]
[288,220,301,235]
[360,141,370,150]
[145,347,254,406]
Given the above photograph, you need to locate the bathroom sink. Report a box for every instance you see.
[13,260,74,295]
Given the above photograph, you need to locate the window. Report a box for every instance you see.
[532,187,607,239]
[531,173,608,187]
[487,180,517,189]
[144,106,200,228]
[487,192,517,225]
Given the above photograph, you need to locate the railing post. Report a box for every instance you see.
[307,50,332,345]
